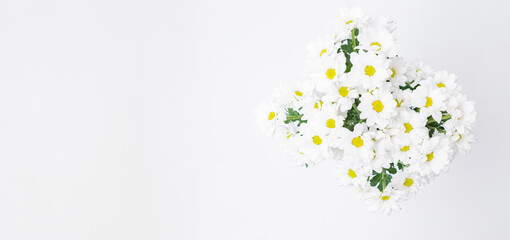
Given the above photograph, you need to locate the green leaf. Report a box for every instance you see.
[285,108,307,126]
[342,98,366,131]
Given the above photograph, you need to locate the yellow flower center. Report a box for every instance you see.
[365,65,376,77]
[400,146,409,152]
[391,68,396,78]
[314,100,323,109]
[268,112,276,120]
[372,100,384,113]
[326,119,336,128]
[295,91,303,97]
[352,137,364,148]
[404,123,413,133]
[437,83,445,88]
[348,169,357,178]
[286,132,293,139]
[404,178,414,187]
[426,152,434,161]
[371,42,382,51]
[339,87,349,97]
[395,99,403,107]
[457,134,462,141]
[326,68,336,79]
[320,49,327,57]
[313,135,322,145]
[425,97,433,108]
[346,20,353,25]
[381,196,390,201]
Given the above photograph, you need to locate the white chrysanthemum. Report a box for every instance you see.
[451,130,476,153]
[367,16,397,33]
[254,101,285,137]
[391,108,428,144]
[310,55,347,93]
[358,28,397,56]
[389,57,408,87]
[306,105,345,136]
[349,51,392,90]
[322,82,360,113]
[406,60,434,81]
[443,92,476,134]
[306,35,337,60]
[335,6,370,31]
[431,71,460,92]
[370,130,396,172]
[335,158,371,188]
[410,136,453,176]
[358,90,397,128]
[272,79,315,108]
[298,123,339,161]
[391,169,425,199]
[410,79,447,122]
[339,124,375,162]
[363,187,402,215]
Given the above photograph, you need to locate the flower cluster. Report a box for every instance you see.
[255,7,476,214]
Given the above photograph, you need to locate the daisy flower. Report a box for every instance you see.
[306,105,345,136]
[405,60,434,82]
[306,34,337,60]
[358,90,397,128]
[388,57,408,87]
[322,82,360,113]
[339,124,375,162]
[335,6,370,31]
[310,55,347,93]
[254,101,285,137]
[410,79,447,122]
[391,169,425,199]
[358,28,397,56]
[431,70,460,92]
[391,108,429,144]
[364,187,402,215]
[349,51,392,90]
[443,92,477,134]
[410,136,453,176]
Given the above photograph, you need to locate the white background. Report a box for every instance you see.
[0,0,508,239]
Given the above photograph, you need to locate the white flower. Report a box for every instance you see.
[306,35,337,60]
[431,71,460,92]
[339,124,375,162]
[335,158,370,188]
[322,82,360,113]
[310,55,347,93]
[388,57,408,87]
[391,169,425,199]
[364,187,402,215]
[410,136,453,176]
[406,60,434,81]
[358,27,397,56]
[254,101,285,137]
[411,79,447,122]
[298,123,339,161]
[358,90,397,128]
[443,92,477,134]
[306,105,345,136]
[349,51,392,90]
[391,108,429,144]
[451,130,476,153]
[335,6,370,31]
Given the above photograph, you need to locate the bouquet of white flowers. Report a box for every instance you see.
[255,7,476,214]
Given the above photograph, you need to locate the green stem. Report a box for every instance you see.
[351,29,356,51]
[381,170,386,190]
